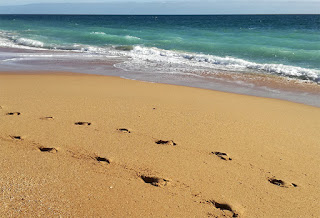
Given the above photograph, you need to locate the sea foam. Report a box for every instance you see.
[117,46,320,82]
[125,35,141,40]
[90,32,106,35]
[1,32,319,82]
[14,38,44,48]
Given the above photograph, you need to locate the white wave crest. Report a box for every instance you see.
[0,36,15,48]
[14,38,44,48]
[1,31,319,82]
[115,46,320,82]
[90,32,106,35]
[125,35,141,40]
[0,32,45,50]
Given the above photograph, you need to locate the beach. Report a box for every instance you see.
[1,72,319,217]
[1,15,320,107]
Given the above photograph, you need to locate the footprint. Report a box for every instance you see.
[204,200,238,217]
[75,122,91,126]
[211,152,232,161]
[140,175,169,187]
[10,135,23,140]
[155,140,177,146]
[38,146,58,153]
[40,116,54,120]
[268,177,297,188]
[118,128,131,133]
[6,112,21,116]
[95,156,110,164]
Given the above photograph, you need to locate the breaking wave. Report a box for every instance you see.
[118,46,320,82]
[0,33,319,82]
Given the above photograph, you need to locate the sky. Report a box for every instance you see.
[3,0,169,6]
[0,0,319,14]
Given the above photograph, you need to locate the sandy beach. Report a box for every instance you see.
[0,72,319,217]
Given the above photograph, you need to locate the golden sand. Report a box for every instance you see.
[0,72,319,217]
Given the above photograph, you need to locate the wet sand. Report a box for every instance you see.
[0,72,319,217]
[1,47,319,107]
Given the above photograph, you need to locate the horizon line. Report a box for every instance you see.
[0,13,319,16]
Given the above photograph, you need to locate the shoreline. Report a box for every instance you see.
[1,70,320,108]
[1,14,319,108]
[0,45,319,108]
[1,71,320,217]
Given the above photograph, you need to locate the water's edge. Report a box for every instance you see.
[1,47,318,108]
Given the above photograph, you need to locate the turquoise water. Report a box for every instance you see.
[0,15,319,81]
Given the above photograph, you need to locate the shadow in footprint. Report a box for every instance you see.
[118,128,131,133]
[140,175,169,187]
[268,177,297,188]
[95,156,110,164]
[40,116,54,120]
[6,112,21,116]
[10,135,23,140]
[205,200,238,217]
[155,140,177,146]
[75,122,91,126]
[38,146,58,153]
[211,152,232,161]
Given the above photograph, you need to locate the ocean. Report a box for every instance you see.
[0,15,319,106]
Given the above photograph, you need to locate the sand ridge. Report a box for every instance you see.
[0,72,319,217]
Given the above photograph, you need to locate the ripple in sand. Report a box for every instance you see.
[268,177,298,188]
[204,200,238,217]
[118,128,131,133]
[38,146,58,153]
[75,122,91,126]
[40,116,54,120]
[140,175,169,187]
[211,152,232,161]
[155,140,177,146]
[6,112,21,116]
[10,135,23,140]
[95,156,111,164]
